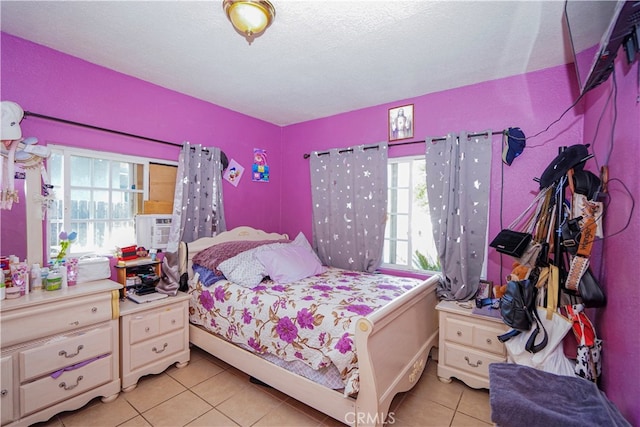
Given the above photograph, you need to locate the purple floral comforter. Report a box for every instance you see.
[189,267,422,396]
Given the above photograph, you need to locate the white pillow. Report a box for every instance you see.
[218,243,284,286]
[256,244,325,284]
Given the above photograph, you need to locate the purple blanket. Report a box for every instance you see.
[489,363,630,427]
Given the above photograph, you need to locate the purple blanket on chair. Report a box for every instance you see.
[489,363,630,427]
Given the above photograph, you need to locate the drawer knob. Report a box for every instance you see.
[145,327,150,333]
[91,307,98,313]
[1,389,7,397]
[486,338,493,345]
[464,356,482,368]
[59,375,83,391]
[456,331,462,336]
[59,345,84,358]
[171,319,176,325]
[152,343,168,354]
[69,321,80,326]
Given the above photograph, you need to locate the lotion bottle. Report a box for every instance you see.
[30,263,42,291]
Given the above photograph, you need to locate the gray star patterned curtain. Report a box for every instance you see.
[426,131,492,301]
[309,144,388,272]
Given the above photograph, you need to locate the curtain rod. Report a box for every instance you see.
[24,111,183,148]
[302,130,505,159]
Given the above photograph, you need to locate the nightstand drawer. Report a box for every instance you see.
[19,325,114,382]
[444,317,474,346]
[473,325,507,356]
[159,305,185,334]
[20,355,114,416]
[128,329,186,371]
[443,342,504,378]
[129,313,161,344]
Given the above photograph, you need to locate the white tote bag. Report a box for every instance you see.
[505,307,575,377]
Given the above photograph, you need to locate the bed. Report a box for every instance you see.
[179,226,440,426]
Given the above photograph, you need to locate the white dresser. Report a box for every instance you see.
[0,280,122,426]
[119,292,190,392]
[436,300,509,389]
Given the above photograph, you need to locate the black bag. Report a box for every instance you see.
[498,279,548,353]
[561,216,583,256]
[489,230,532,258]
[578,268,606,308]
[499,280,537,331]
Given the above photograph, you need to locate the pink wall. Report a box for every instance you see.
[280,63,584,287]
[2,31,638,423]
[583,56,639,424]
[0,33,283,259]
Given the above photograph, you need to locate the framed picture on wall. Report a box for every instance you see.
[388,104,414,141]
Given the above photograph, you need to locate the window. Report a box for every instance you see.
[383,156,440,272]
[47,145,153,259]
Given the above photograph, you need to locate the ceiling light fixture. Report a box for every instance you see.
[223,0,276,44]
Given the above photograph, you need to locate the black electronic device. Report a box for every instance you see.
[565,0,640,95]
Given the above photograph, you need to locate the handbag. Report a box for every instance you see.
[504,306,574,377]
[565,305,602,382]
[491,187,551,259]
[490,230,532,258]
[578,268,607,308]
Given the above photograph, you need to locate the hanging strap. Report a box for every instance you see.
[507,187,552,232]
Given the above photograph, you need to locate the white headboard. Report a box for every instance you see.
[180,226,289,279]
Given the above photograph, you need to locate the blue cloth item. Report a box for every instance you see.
[192,264,226,287]
[489,363,631,427]
[502,127,526,166]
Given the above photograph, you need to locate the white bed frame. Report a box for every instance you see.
[180,226,440,427]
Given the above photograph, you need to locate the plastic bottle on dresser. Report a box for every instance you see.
[30,263,42,291]
[60,263,68,289]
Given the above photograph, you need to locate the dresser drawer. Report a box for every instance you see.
[19,355,114,416]
[443,342,505,378]
[1,355,14,425]
[128,329,186,371]
[1,294,113,347]
[19,325,114,382]
[443,316,474,346]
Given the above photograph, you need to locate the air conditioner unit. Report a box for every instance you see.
[135,214,173,250]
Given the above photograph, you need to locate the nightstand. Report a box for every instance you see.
[436,300,509,389]
[119,292,190,392]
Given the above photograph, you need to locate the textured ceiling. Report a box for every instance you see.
[0,1,606,126]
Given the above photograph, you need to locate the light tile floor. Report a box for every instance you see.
[34,346,492,427]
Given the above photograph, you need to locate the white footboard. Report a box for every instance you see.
[189,274,440,427]
[354,274,440,426]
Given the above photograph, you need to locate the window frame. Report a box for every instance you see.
[382,154,439,274]
[46,144,176,259]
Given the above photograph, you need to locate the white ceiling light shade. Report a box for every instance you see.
[223,0,276,44]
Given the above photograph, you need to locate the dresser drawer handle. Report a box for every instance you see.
[152,343,168,354]
[59,375,83,391]
[91,307,98,313]
[59,345,84,358]
[69,321,80,326]
[456,331,462,336]
[145,327,150,333]
[1,389,7,397]
[486,338,493,345]
[464,356,482,368]
[171,319,176,325]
